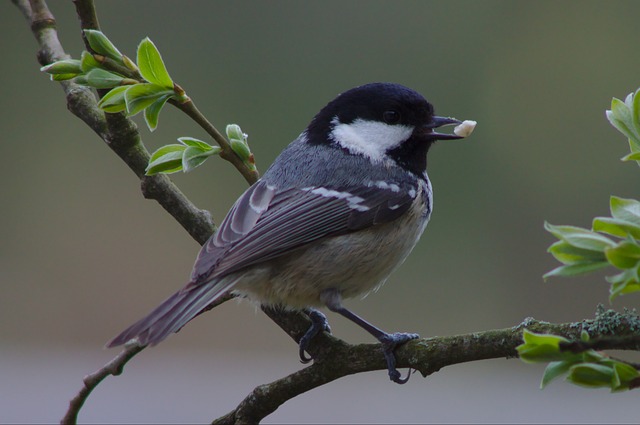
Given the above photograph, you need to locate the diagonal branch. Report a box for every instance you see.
[61,343,145,424]
[213,312,640,424]
[16,0,216,244]
[15,5,314,422]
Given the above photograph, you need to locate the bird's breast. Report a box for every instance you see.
[233,179,432,308]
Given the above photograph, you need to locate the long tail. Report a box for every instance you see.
[107,278,236,348]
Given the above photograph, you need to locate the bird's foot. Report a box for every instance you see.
[299,309,332,363]
[379,332,419,384]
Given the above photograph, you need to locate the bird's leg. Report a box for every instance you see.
[298,308,332,363]
[320,289,419,384]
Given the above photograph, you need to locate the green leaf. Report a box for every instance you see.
[626,90,636,106]
[544,222,615,251]
[143,93,172,131]
[137,37,173,89]
[122,54,138,72]
[231,139,252,161]
[182,146,208,173]
[548,241,607,264]
[80,50,101,72]
[226,124,254,168]
[83,30,123,63]
[593,217,640,239]
[51,73,79,81]
[582,349,607,364]
[522,329,567,346]
[609,280,635,301]
[610,196,640,226]
[625,137,640,166]
[73,75,88,85]
[226,124,246,142]
[621,151,640,162]
[612,362,640,391]
[613,361,639,381]
[145,144,186,175]
[605,267,634,285]
[179,138,221,172]
[608,270,640,301]
[182,146,219,173]
[608,97,640,144]
[177,137,217,151]
[148,144,186,160]
[98,86,128,113]
[124,83,174,116]
[543,261,609,279]
[541,356,640,392]
[541,360,574,388]
[85,68,125,89]
[518,344,568,363]
[608,94,640,161]
[40,59,82,75]
[580,330,590,342]
[517,330,576,363]
[632,89,640,144]
[605,240,640,269]
[566,363,614,388]
[610,362,622,389]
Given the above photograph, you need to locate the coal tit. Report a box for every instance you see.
[108,82,474,384]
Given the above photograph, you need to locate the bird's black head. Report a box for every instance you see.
[305,82,462,175]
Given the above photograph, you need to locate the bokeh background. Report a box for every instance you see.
[3,0,640,423]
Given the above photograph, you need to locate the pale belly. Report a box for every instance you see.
[232,203,429,309]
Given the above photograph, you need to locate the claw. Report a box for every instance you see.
[299,347,313,364]
[389,367,415,384]
[298,309,331,363]
[380,332,419,384]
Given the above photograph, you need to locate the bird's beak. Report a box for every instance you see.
[423,116,463,141]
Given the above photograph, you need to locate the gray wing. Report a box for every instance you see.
[107,179,420,348]
[190,180,418,283]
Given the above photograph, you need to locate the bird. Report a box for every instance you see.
[107,82,474,384]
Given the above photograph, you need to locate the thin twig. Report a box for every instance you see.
[57,293,236,424]
[170,98,259,185]
[61,344,145,424]
[70,0,259,185]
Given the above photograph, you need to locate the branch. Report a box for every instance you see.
[14,3,307,423]
[13,0,219,422]
[170,98,259,185]
[558,306,640,355]
[56,294,234,425]
[14,2,640,425]
[61,343,144,424]
[214,312,640,424]
[71,0,259,186]
[15,0,216,244]
[560,335,640,354]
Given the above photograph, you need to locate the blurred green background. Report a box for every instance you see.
[3,0,640,423]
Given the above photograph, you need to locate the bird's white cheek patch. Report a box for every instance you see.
[330,118,413,162]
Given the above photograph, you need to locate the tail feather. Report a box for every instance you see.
[107,278,236,348]
[146,285,221,343]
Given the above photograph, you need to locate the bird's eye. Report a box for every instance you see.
[383,110,401,124]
